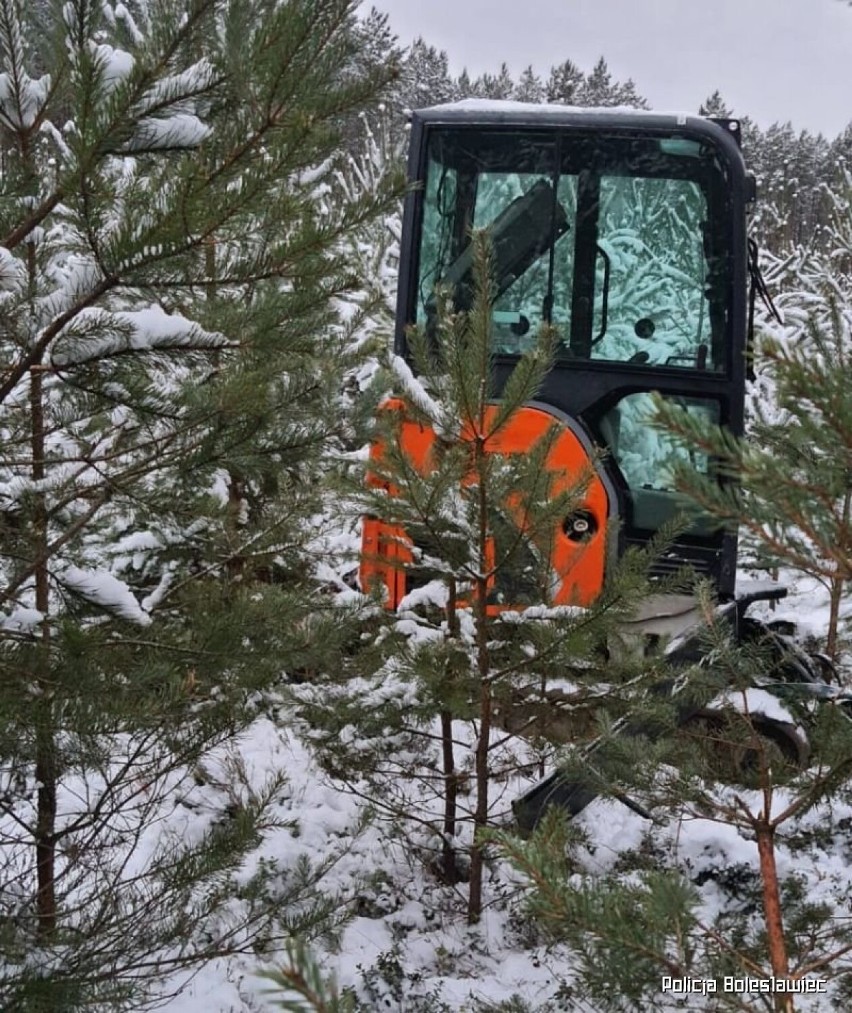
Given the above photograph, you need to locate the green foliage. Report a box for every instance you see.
[494,591,852,1009]
[294,230,659,931]
[0,0,397,1006]
[654,317,852,581]
[494,812,700,1009]
[341,943,455,1013]
[262,938,356,1013]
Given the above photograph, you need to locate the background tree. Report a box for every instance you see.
[577,56,647,108]
[396,37,455,113]
[472,62,515,100]
[514,65,545,104]
[545,58,585,104]
[699,90,734,118]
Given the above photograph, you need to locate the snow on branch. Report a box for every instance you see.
[138,60,217,112]
[113,2,145,46]
[0,0,50,131]
[51,304,228,365]
[125,111,210,151]
[59,565,152,625]
[91,42,135,93]
[125,60,217,151]
[0,68,49,130]
[0,247,24,294]
[0,607,45,633]
[390,354,445,426]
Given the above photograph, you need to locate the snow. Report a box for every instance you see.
[0,70,50,130]
[92,43,135,92]
[397,578,449,612]
[51,304,226,365]
[140,570,174,613]
[114,3,145,46]
[59,565,152,625]
[708,686,799,728]
[0,607,45,632]
[142,61,217,108]
[128,112,211,150]
[497,603,587,622]
[151,587,846,1011]
[388,354,445,427]
[574,797,649,871]
[159,549,843,1011]
[0,247,24,294]
[208,469,232,507]
[119,305,219,347]
[423,96,700,124]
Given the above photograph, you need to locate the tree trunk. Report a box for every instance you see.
[440,581,460,884]
[440,709,458,883]
[755,819,794,1013]
[31,364,57,939]
[35,703,57,939]
[468,439,492,924]
[827,573,843,664]
[826,486,851,662]
[467,600,491,924]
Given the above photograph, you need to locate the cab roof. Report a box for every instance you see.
[412,99,744,152]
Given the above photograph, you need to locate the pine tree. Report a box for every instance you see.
[495,600,852,1011]
[262,938,355,1012]
[487,177,852,1011]
[574,57,647,109]
[545,59,584,104]
[342,7,403,141]
[474,62,514,100]
[349,6,401,82]
[653,218,852,664]
[746,121,834,254]
[397,37,454,112]
[294,233,655,925]
[455,67,474,99]
[578,57,618,107]
[699,90,733,118]
[331,102,406,434]
[605,74,648,109]
[514,65,545,104]
[0,0,396,1006]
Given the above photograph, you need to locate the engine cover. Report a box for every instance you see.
[360,400,613,610]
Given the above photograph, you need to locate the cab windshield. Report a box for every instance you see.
[417,127,732,372]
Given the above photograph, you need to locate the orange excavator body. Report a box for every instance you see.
[359,399,610,610]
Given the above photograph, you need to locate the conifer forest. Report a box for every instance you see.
[1,2,852,1010]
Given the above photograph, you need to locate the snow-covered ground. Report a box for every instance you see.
[156,716,570,1012]
[159,562,850,1012]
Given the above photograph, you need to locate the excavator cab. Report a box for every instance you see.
[368,101,752,605]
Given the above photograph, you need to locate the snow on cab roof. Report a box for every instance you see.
[415,97,712,127]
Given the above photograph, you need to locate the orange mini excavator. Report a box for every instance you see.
[362,101,751,611]
[358,101,845,825]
